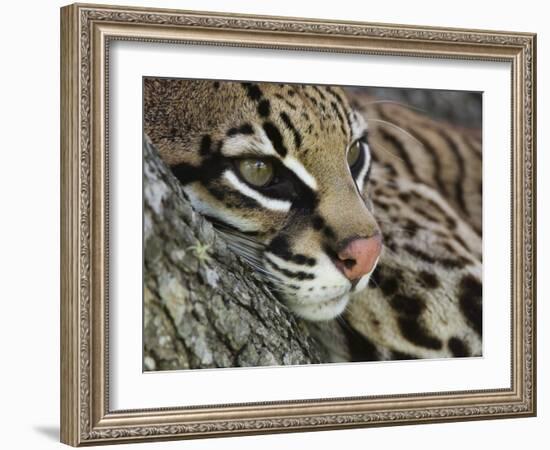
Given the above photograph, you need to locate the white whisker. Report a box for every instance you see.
[373,142,407,164]
[368,118,426,149]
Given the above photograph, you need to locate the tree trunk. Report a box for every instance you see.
[143,137,325,370]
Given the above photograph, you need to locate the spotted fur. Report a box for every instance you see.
[336,100,482,361]
[144,78,482,361]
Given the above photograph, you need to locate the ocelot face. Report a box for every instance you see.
[144,79,382,321]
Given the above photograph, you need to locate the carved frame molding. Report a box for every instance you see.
[60,3,536,446]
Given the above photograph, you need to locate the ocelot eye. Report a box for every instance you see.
[347,141,361,168]
[238,158,274,187]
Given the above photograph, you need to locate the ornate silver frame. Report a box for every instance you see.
[60,3,536,446]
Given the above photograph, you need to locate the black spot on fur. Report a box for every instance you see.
[323,225,336,239]
[403,244,466,269]
[213,81,220,89]
[171,142,227,186]
[418,271,440,289]
[279,111,302,149]
[397,318,443,350]
[265,258,314,281]
[398,192,411,202]
[285,101,297,111]
[341,317,381,362]
[412,207,441,224]
[380,276,399,296]
[262,122,288,157]
[293,255,308,264]
[403,245,436,263]
[384,237,398,253]
[448,337,470,357]
[384,162,398,176]
[305,93,318,107]
[266,236,315,266]
[291,254,316,266]
[442,242,456,254]
[242,82,262,101]
[322,244,338,264]
[379,128,421,182]
[274,93,297,111]
[404,219,420,237]
[437,128,469,217]
[311,85,327,101]
[199,135,213,156]
[258,99,271,117]
[325,86,353,132]
[385,290,442,350]
[312,216,325,230]
[368,266,399,295]
[453,233,471,252]
[330,101,346,133]
[446,215,457,229]
[459,275,482,336]
[267,235,291,259]
[226,124,254,136]
[375,200,390,211]
[390,294,425,317]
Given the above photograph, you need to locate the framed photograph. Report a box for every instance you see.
[60,3,536,446]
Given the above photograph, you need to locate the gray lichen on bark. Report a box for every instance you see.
[143,137,325,371]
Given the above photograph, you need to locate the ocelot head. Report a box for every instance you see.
[144,79,382,321]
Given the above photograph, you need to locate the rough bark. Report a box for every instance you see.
[143,137,325,371]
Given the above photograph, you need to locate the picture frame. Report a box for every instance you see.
[60,2,536,446]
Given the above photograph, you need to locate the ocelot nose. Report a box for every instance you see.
[335,235,382,281]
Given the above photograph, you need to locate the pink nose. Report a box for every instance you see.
[335,235,382,281]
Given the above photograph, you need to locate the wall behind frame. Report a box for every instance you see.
[0,0,545,449]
